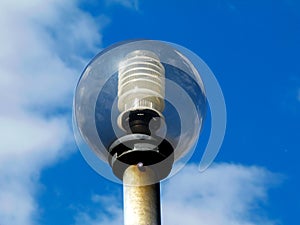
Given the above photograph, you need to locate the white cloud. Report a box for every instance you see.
[74,163,281,225]
[0,0,104,224]
[0,182,36,225]
[162,163,280,225]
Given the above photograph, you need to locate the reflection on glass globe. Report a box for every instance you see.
[73,40,207,184]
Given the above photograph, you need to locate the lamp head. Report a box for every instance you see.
[73,40,207,184]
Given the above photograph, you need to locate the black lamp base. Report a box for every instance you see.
[108,134,174,181]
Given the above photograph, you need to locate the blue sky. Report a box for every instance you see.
[0,0,299,224]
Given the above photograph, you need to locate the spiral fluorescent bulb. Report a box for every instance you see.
[117,50,165,130]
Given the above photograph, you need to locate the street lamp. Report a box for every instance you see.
[73,40,207,225]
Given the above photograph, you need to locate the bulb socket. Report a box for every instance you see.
[120,109,161,135]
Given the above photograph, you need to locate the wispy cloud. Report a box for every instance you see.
[0,0,103,224]
[105,0,140,10]
[73,195,123,225]
[74,163,281,225]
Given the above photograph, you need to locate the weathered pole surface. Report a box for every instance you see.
[123,165,161,225]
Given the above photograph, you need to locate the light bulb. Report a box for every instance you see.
[117,50,165,135]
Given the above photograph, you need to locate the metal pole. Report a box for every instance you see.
[123,165,161,225]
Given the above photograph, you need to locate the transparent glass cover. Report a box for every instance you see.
[73,40,207,183]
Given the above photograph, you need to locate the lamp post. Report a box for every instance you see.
[73,40,207,225]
